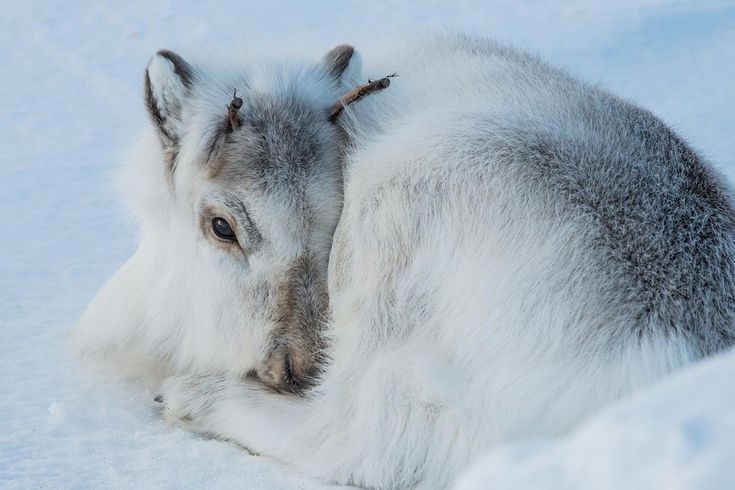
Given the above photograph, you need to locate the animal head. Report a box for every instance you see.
[77,45,363,392]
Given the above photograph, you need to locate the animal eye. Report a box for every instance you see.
[212,217,236,241]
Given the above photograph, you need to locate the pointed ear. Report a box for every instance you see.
[322,44,362,85]
[144,50,193,155]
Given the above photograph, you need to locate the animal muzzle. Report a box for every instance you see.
[257,253,329,393]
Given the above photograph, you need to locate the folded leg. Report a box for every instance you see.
[158,374,311,460]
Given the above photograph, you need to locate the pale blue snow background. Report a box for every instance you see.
[1,1,734,488]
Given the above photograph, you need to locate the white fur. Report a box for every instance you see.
[77,34,735,489]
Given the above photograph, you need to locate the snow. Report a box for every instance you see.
[455,347,735,490]
[1,1,733,488]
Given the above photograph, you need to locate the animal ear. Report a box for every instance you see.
[144,49,194,153]
[322,44,362,85]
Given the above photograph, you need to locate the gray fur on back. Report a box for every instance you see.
[347,33,735,359]
[500,96,735,356]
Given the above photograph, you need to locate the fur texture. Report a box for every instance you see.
[77,34,735,489]
[75,44,360,390]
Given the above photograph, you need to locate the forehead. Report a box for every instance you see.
[206,92,334,198]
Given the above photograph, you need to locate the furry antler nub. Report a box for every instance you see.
[228,90,244,129]
[328,74,397,122]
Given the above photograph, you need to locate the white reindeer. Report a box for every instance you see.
[77,34,735,489]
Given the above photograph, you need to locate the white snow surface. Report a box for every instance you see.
[455,347,735,490]
[1,1,734,488]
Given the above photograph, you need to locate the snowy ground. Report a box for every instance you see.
[1,1,734,488]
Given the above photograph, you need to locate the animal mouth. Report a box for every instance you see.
[256,345,312,394]
[282,353,304,392]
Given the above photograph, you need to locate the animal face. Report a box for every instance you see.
[82,46,361,391]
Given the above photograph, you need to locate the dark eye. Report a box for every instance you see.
[212,217,236,241]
